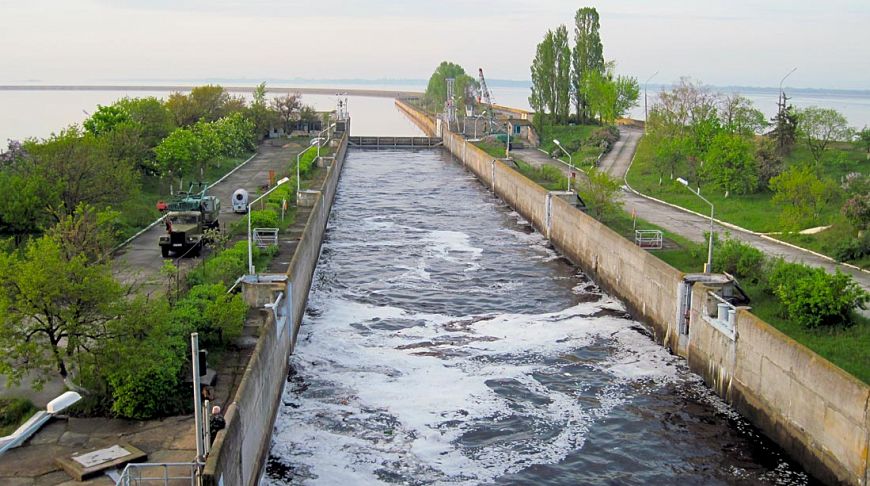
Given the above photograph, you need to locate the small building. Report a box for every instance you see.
[507,118,540,148]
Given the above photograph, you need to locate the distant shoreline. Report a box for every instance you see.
[0,85,424,98]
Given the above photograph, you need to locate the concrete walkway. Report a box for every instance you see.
[511,127,870,296]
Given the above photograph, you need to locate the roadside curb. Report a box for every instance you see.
[112,152,258,253]
[621,153,869,276]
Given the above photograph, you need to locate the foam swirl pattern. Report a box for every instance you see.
[265,149,814,485]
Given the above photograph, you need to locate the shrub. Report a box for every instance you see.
[832,233,870,262]
[588,126,620,153]
[172,283,247,346]
[767,259,868,328]
[250,209,279,228]
[713,235,766,282]
[108,354,185,419]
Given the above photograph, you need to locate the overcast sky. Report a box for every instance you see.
[1,0,868,89]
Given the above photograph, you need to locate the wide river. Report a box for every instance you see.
[263,143,817,484]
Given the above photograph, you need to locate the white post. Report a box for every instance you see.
[247,204,254,274]
[191,333,204,466]
[644,71,658,131]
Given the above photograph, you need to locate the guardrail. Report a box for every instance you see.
[115,462,198,486]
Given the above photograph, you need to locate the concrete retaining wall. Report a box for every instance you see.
[396,99,870,485]
[203,132,349,486]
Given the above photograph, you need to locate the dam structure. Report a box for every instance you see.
[202,99,867,486]
[260,152,812,482]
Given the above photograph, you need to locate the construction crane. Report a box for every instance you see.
[477,68,495,131]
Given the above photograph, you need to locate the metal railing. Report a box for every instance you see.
[115,462,199,486]
[253,228,279,248]
[635,229,663,249]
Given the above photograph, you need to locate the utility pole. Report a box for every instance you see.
[644,71,658,131]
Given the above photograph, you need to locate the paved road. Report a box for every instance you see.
[113,140,302,295]
[512,127,870,295]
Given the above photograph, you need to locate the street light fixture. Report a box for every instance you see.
[553,139,573,191]
[644,71,659,130]
[779,67,797,99]
[677,177,715,273]
[248,176,291,274]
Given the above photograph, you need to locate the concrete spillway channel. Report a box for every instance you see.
[202,105,867,484]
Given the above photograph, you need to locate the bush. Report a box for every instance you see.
[714,235,766,282]
[832,233,870,262]
[588,126,620,153]
[250,209,279,228]
[172,283,247,346]
[0,398,37,435]
[108,355,185,419]
[767,259,868,328]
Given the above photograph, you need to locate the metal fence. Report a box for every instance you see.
[634,229,663,249]
[115,462,198,486]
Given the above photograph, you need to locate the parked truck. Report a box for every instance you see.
[157,183,221,258]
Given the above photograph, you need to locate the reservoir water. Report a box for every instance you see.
[263,147,816,485]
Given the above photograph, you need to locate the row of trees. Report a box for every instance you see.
[646,78,868,236]
[0,84,318,242]
[529,7,639,125]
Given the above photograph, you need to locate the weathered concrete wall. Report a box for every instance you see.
[203,132,349,486]
[687,287,870,485]
[395,99,870,485]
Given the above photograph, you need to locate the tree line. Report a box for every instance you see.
[0,83,318,243]
[645,78,868,260]
[529,7,639,125]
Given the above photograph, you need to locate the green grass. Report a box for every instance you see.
[739,282,870,384]
[0,398,37,436]
[538,124,601,166]
[627,138,869,233]
[473,141,506,159]
[118,153,255,240]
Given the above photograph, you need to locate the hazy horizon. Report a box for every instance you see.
[2,0,868,91]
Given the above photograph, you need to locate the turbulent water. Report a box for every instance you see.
[265,149,815,485]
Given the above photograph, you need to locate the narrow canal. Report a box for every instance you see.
[265,148,814,485]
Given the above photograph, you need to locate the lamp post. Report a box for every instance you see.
[553,139,573,191]
[644,71,659,130]
[248,176,291,275]
[779,67,797,99]
[677,177,715,273]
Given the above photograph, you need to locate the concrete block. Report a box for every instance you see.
[297,189,321,208]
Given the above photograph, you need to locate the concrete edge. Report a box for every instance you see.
[621,154,869,276]
[112,151,259,253]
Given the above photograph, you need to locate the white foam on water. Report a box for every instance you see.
[268,294,685,485]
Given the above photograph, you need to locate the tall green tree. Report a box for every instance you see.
[154,127,203,179]
[770,165,834,229]
[0,218,126,389]
[24,127,138,217]
[700,132,758,197]
[83,105,131,136]
[553,25,572,124]
[247,82,278,138]
[796,106,852,167]
[719,93,766,136]
[530,31,556,118]
[572,7,605,122]
[424,61,477,113]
